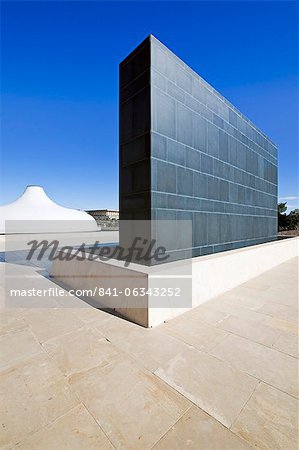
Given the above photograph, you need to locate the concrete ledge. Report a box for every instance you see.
[51,252,192,327]
[191,236,298,308]
[51,237,298,327]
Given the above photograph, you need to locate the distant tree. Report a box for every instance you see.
[278,203,299,230]
[278,202,287,215]
[288,209,299,230]
[278,202,288,230]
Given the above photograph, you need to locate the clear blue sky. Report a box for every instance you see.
[1,1,298,211]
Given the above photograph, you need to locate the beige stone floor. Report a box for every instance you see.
[0,257,298,449]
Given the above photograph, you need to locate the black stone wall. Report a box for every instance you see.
[119,37,151,221]
[119,35,278,262]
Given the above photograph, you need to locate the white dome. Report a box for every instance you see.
[0,186,98,234]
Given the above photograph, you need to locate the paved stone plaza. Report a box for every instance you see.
[1,251,298,449]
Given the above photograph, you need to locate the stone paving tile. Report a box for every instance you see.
[0,309,27,336]
[93,312,141,340]
[256,302,299,324]
[153,405,253,450]
[70,306,112,324]
[206,296,267,322]
[273,332,298,358]
[181,304,230,326]
[42,325,123,377]
[154,346,258,428]
[93,315,191,372]
[232,383,298,450]
[23,308,85,343]
[213,291,266,311]
[0,353,79,448]
[207,297,298,335]
[70,357,191,450]
[261,315,298,336]
[0,327,43,371]
[13,404,114,450]
[217,314,281,347]
[259,287,297,307]
[159,313,228,352]
[211,334,298,398]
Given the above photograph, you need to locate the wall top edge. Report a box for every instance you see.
[149,34,277,148]
[192,236,298,264]
[55,237,298,275]
[119,35,151,68]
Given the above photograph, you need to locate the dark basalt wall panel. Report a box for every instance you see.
[119,35,278,263]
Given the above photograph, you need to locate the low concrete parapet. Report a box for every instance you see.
[51,237,298,327]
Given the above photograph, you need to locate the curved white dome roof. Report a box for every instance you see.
[0,186,98,234]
